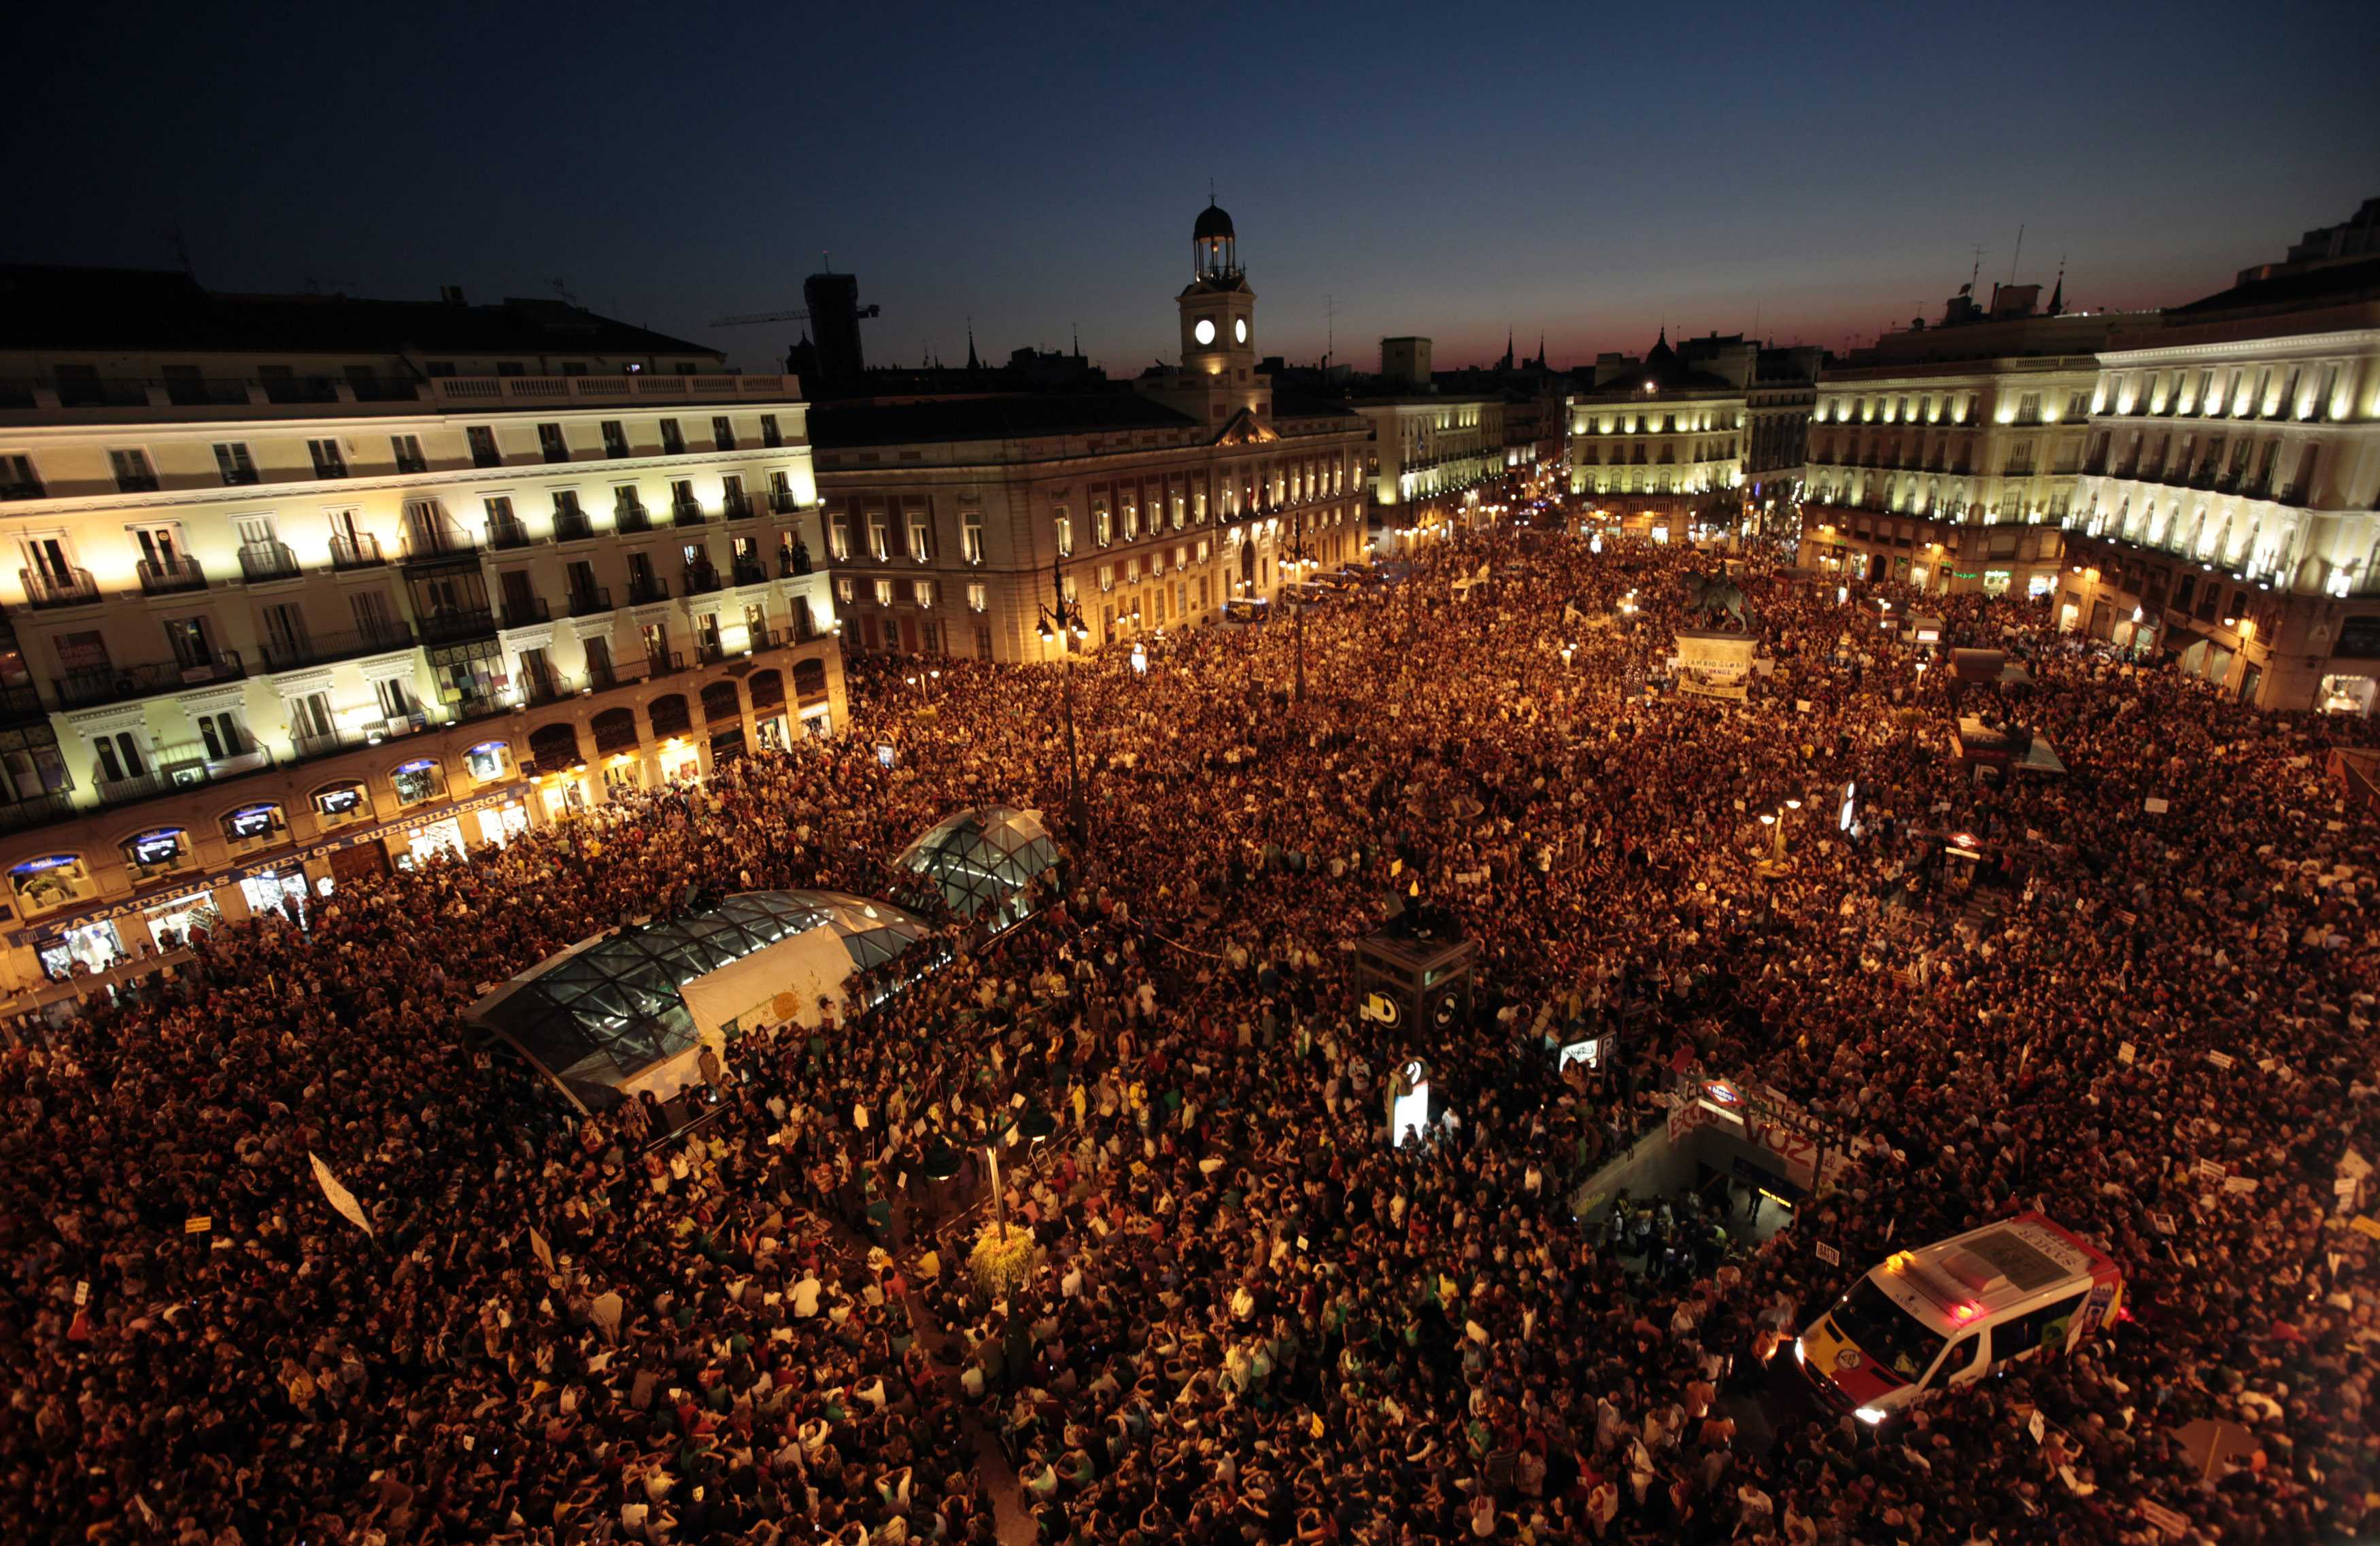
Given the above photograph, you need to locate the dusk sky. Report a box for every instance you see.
[13,1,2377,375]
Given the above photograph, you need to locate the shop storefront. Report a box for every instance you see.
[38,920,120,979]
[240,868,310,925]
[659,739,703,782]
[475,800,531,846]
[139,891,218,952]
[399,817,467,867]
[2319,674,2376,715]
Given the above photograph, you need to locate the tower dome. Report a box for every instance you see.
[1193,202,1239,281]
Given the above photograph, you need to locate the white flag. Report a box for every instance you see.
[309,1150,374,1237]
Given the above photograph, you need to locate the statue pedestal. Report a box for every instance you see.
[1671,628,1756,702]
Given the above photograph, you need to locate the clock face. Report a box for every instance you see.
[1234,317,1248,345]
[1193,318,1217,347]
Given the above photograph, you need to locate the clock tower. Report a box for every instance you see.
[1179,201,1256,378]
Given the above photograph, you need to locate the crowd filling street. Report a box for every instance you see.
[5,502,2380,1546]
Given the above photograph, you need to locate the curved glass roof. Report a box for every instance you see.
[469,889,932,1107]
[893,805,1061,929]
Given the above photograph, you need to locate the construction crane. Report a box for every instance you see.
[709,303,880,328]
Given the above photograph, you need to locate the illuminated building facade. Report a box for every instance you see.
[814,204,1371,659]
[0,268,840,986]
[1566,330,1748,538]
[2058,235,2380,710]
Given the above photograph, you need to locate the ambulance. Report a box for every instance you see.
[1795,1212,2122,1424]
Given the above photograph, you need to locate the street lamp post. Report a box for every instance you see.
[1285,506,1312,703]
[1036,555,1091,851]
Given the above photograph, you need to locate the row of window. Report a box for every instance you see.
[1571,409,1743,435]
[0,412,793,501]
[2098,360,2351,422]
[1580,439,1740,466]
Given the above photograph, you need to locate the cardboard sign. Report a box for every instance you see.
[2195,1158,2228,1182]
[2151,1212,2177,1235]
[184,1216,212,1235]
[2204,1050,2236,1071]
[2143,797,2169,814]
[2116,1042,2136,1066]
[2350,1215,2380,1241]
[2222,1175,2258,1195]
[2029,1411,2047,1444]
[2138,1500,2189,1540]
[73,1281,89,1307]
[1814,1241,1841,1267]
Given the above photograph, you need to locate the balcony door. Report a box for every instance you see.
[259,602,311,665]
[25,537,74,588]
[163,615,216,670]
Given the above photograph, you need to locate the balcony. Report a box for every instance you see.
[260,377,342,405]
[3,475,49,500]
[645,649,686,679]
[291,712,431,765]
[416,607,498,645]
[672,500,708,528]
[682,562,724,597]
[0,681,47,723]
[55,650,245,710]
[519,668,571,706]
[614,501,653,535]
[393,452,429,475]
[721,492,758,520]
[566,584,614,618]
[401,530,480,567]
[731,556,768,587]
[20,566,101,608]
[487,515,534,551]
[499,596,551,629]
[115,471,160,494]
[329,534,386,569]
[257,621,415,672]
[136,555,209,596]
[237,540,303,583]
[766,491,801,515]
[626,575,670,606]
[552,509,595,543]
[745,625,781,652]
[164,377,255,407]
[0,791,78,834]
[779,547,815,578]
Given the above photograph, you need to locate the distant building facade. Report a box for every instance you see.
[813,205,1371,662]
[2058,228,2380,711]
[1566,330,1747,537]
[0,268,841,987]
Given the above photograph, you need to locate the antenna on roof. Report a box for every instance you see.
[1325,293,1336,368]
[821,251,832,274]
[2008,224,2025,288]
[552,277,579,307]
[167,218,195,280]
[1968,243,1985,293]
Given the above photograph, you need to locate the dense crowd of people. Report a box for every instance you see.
[5,505,2379,1545]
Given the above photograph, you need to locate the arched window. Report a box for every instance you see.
[792,659,828,704]
[747,669,785,710]
[648,693,692,738]
[527,722,583,772]
[9,855,90,913]
[390,759,446,807]
[591,707,638,755]
[123,828,190,878]
[221,803,286,850]
[701,680,744,725]
[311,781,369,823]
